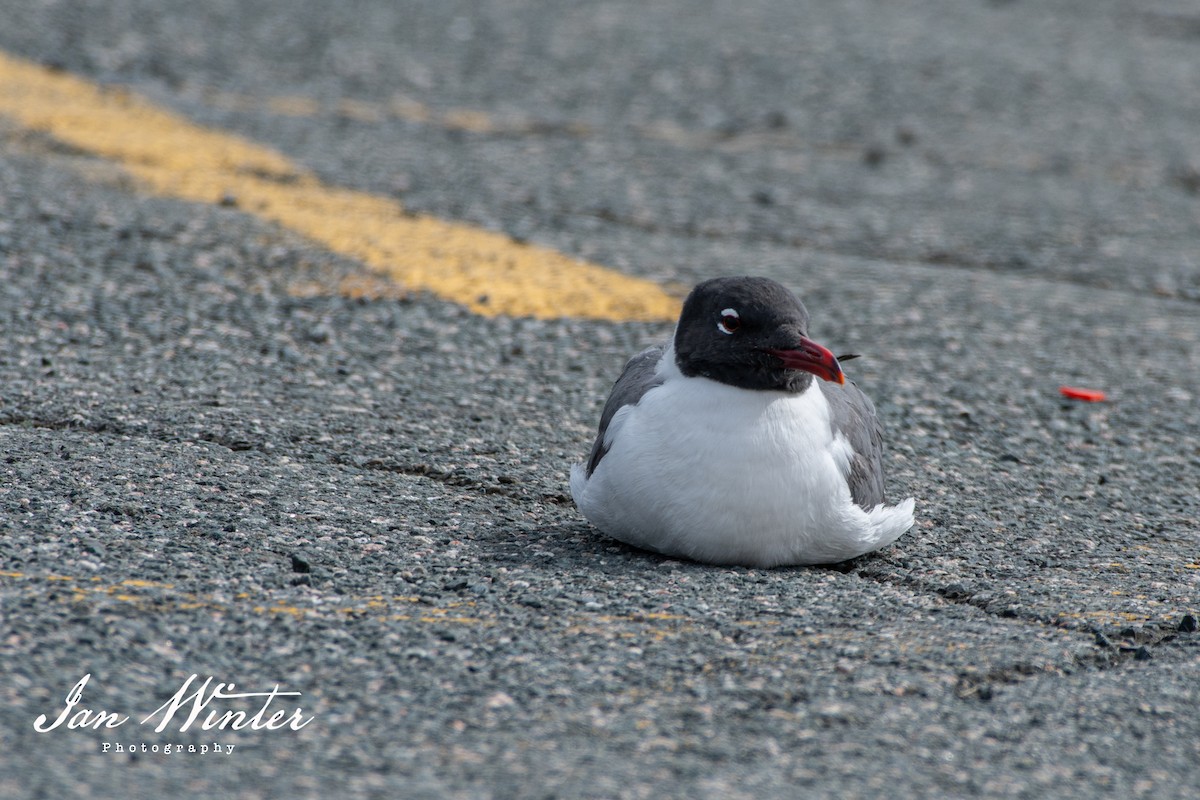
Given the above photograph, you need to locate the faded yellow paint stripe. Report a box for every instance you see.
[0,51,680,321]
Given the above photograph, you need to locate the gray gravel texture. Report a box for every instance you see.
[2,1,1200,798]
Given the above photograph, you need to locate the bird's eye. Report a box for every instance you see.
[717,308,741,335]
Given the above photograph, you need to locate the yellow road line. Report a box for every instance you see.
[0,568,447,623]
[0,570,807,639]
[0,51,680,321]
[204,87,593,137]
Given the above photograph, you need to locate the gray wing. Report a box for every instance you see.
[818,379,886,509]
[585,345,666,476]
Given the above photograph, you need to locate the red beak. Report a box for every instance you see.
[764,337,846,385]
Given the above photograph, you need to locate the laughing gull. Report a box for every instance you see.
[570,276,915,567]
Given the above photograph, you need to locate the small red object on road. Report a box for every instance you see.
[1059,386,1107,402]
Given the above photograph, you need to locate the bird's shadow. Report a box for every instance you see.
[488,517,881,578]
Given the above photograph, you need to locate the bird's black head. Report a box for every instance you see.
[673,276,845,392]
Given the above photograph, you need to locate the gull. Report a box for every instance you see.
[570,276,915,566]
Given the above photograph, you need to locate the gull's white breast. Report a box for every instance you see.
[570,355,914,567]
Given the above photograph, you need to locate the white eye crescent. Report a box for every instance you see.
[717,308,740,335]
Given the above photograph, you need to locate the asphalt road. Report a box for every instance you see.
[2,1,1200,798]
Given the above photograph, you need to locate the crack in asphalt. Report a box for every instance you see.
[566,207,1200,305]
[327,453,576,506]
[0,411,576,505]
[846,563,1198,682]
